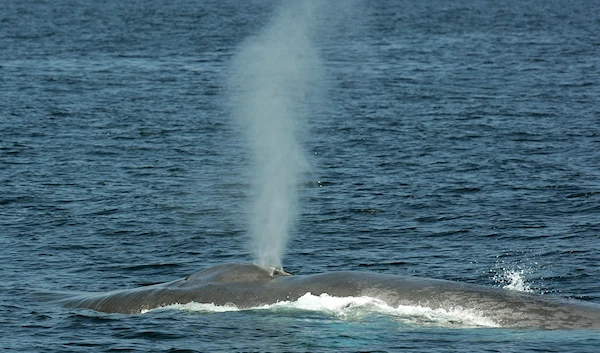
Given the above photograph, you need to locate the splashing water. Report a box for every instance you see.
[491,252,546,293]
[229,1,324,269]
[493,268,533,292]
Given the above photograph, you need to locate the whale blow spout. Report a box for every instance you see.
[229,0,325,270]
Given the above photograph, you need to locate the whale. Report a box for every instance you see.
[54,263,599,330]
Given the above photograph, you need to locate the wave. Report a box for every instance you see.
[150,293,499,328]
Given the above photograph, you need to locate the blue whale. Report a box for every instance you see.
[56,263,599,330]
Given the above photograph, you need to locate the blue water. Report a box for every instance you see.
[1,0,599,351]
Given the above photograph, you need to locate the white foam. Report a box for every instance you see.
[390,304,500,328]
[152,293,499,328]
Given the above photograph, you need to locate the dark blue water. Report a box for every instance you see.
[2,0,599,351]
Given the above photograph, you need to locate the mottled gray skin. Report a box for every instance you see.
[59,263,600,329]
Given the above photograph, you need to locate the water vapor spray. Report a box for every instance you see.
[229,1,324,270]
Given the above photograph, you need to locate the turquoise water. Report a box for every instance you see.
[2,0,599,351]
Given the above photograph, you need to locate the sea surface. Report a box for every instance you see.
[2,0,599,352]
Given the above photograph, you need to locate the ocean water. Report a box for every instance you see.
[1,0,599,351]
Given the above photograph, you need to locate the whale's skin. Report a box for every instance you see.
[57,263,600,330]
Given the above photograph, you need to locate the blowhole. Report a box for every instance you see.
[256,264,293,277]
